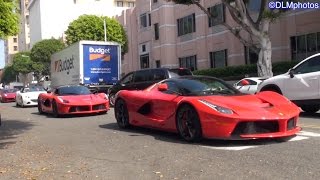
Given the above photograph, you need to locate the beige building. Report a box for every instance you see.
[4,36,19,65]
[117,0,320,75]
[19,0,31,52]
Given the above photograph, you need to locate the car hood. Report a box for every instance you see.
[3,93,16,97]
[57,94,107,104]
[198,93,298,119]
[21,91,46,98]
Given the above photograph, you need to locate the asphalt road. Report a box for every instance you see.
[1,102,320,180]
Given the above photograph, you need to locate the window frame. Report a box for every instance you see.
[210,49,228,68]
[208,3,225,27]
[177,13,196,36]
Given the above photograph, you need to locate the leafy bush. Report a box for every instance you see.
[193,60,300,80]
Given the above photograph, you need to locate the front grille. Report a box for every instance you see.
[69,106,90,112]
[287,118,296,130]
[92,104,106,110]
[231,121,279,136]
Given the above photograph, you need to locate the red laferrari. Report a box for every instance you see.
[114,76,301,142]
[0,89,18,103]
[38,85,109,117]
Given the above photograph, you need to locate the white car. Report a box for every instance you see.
[16,86,46,107]
[234,77,266,94]
[257,53,320,113]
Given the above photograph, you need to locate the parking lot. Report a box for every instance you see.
[1,102,320,179]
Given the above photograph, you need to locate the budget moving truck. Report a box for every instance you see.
[50,41,121,92]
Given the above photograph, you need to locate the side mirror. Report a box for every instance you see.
[158,83,168,91]
[289,68,294,78]
[240,79,250,86]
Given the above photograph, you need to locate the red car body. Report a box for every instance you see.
[114,76,301,141]
[38,85,109,117]
[0,89,17,103]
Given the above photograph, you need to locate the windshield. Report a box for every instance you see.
[177,77,241,96]
[25,86,45,92]
[3,89,17,93]
[169,68,193,76]
[57,86,91,96]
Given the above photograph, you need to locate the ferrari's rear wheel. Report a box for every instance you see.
[38,99,43,114]
[52,100,60,118]
[176,105,202,142]
[115,99,130,128]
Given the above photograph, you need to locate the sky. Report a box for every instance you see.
[0,39,4,69]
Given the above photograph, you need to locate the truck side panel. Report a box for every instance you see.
[82,44,119,85]
[50,43,81,88]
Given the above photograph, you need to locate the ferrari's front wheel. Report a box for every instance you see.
[109,93,116,107]
[115,99,130,129]
[176,105,202,142]
[52,100,60,118]
[38,99,43,114]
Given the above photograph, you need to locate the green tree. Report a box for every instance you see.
[65,15,128,54]
[0,0,19,38]
[167,0,294,77]
[1,65,18,84]
[12,52,34,85]
[30,39,65,76]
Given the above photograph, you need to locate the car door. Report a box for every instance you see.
[115,72,135,92]
[150,81,180,128]
[283,55,320,100]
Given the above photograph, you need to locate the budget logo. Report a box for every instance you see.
[54,56,74,75]
[89,47,111,61]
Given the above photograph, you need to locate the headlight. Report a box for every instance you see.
[4,94,7,97]
[199,99,233,114]
[57,97,69,103]
[104,93,108,100]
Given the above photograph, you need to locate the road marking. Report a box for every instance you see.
[297,131,320,137]
[201,145,258,151]
[288,135,309,141]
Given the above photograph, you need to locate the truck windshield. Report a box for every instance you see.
[58,86,91,96]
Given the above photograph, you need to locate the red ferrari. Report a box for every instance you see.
[0,89,17,103]
[114,76,301,142]
[38,85,109,117]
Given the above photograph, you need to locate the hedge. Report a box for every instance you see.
[193,60,299,80]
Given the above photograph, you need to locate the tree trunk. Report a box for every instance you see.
[257,36,273,77]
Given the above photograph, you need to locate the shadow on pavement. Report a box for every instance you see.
[0,119,34,149]
[99,123,287,147]
[30,112,107,119]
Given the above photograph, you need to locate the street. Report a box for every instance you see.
[1,102,320,180]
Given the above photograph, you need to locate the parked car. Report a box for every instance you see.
[0,89,18,103]
[257,53,320,113]
[37,85,109,117]
[234,77,267,94]
[16,86,47,107]
[107,68,193,106]
[114,76,301,142]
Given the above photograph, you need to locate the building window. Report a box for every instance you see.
[140,54,150,69]
[14,46,18,51]
[148,14,151,26]
[153,0,158,3]
[128,2,135,7]
[142,44,146,52]
[179,55,197,71]
[156,60,161,68]
[210,50,227,68]
[291,32,320,61]
[208,4,225,27]
[140,13,147,28]
[13,38,17,43]
[177,13,196,36]
[154,23,159,40]
[116,1,124,7]
[244,46,258,64]
[26,15,29,25]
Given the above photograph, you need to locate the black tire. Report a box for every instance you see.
[52,100,60,118]
[38,99,43,114]
[301,105,320,113]
[109,93,116,107]
[114,99,130,128]
[176,104,202,142]
[16,101,19,107]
